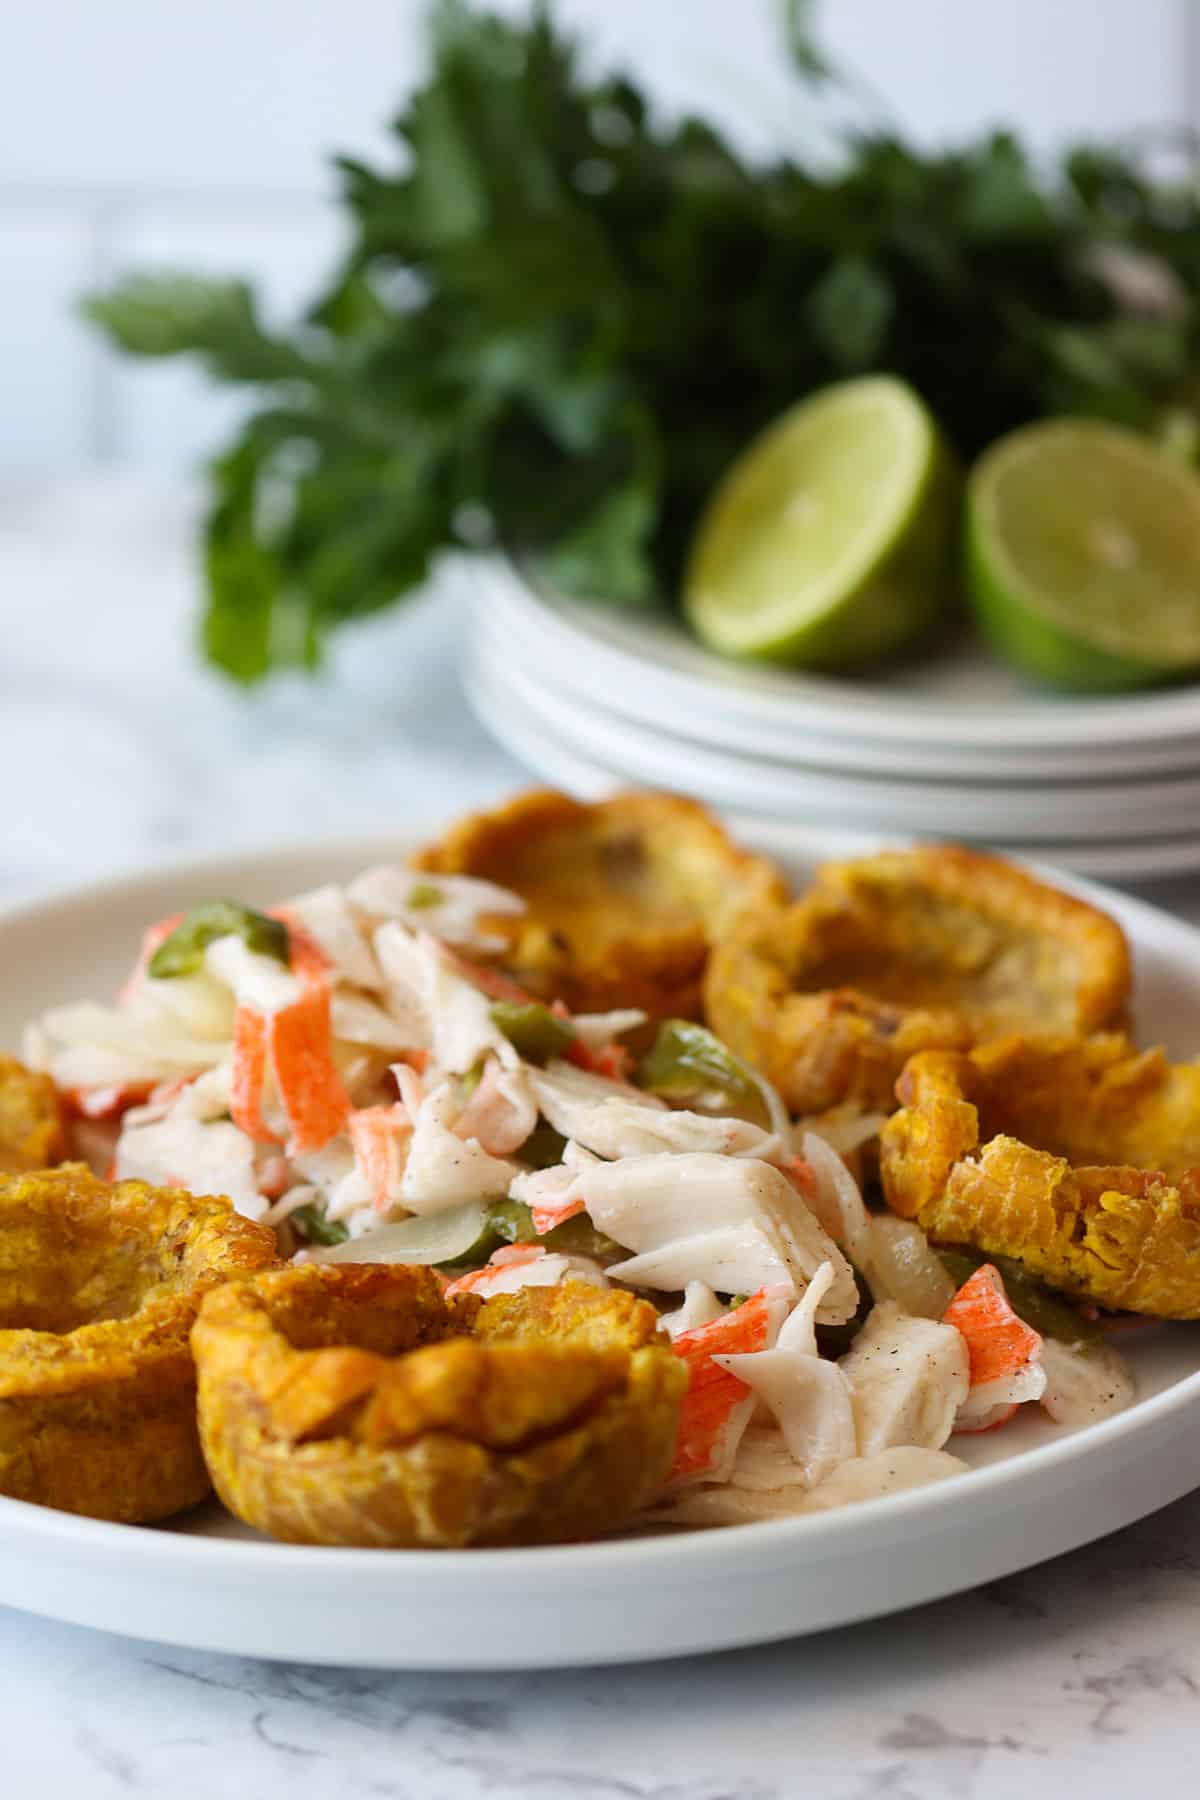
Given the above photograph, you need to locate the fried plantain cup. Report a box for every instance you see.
[193,1264,688,1547]
[411,788,788,1019]
[0,1166,278,1521]
[0,1056,67,1174]
[880,1042,1200,1318]
[704,846,1131,1115]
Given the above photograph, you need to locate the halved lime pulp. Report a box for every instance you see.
[684,376,959,666]
[967,418,1200,692]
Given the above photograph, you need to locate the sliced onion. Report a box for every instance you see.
[798,1108,888,1157]
[867,1216,956,1319]
[801,1130,873,1268]
[307,1201,487,1265]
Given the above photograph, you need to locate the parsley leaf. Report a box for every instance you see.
[83,1,1200,682]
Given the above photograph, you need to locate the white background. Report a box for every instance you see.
[0,0,1195,475]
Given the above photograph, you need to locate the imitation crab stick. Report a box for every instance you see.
[447,952,535,1006]
[230,1006,280,1143]
[531,1195,586,1235]
[270,907,334,985]
[669,1289,775,1484]
[547,1000,631,1081]
[64,1081,155,1121]
[348,1104,410,1212]
[565,1036,631,1081]
[269,982,352,1154]
[443,1243,547,1297]
[943,1263,1044,1433]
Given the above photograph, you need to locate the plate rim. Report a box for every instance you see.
[464,662,1200,881]
[469,638,1200,835]
[480,581,1200,780]
[2,824,1200,1591]
[491,558,1200,751]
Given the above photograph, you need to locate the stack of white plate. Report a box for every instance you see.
[463,559,1200,880]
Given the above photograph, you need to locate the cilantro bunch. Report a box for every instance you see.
[85,0,1200,681]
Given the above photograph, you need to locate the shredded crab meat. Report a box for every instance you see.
[943,1264,1046,1433]
[348,866,525,951]
[715,1264,857,1487]
[1038,1338,1135,1426]
[517,1150,857,1322]
[398,1079,517,1215]
[20,848,1138,1534]
[374,924,516,1073]
[658,1282,727,1340]
[840,1302,970,1454]
[454,1059,537,1157]
[532,1062,780,1162]
[443,1244,610,1299]
[668,1289,791,1487]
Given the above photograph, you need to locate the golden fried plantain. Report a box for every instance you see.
[0,1056,66,1174]
[412,788,787,1018]
[193,1264,688,1547]
[880,1043,1200,1317]
[704,846,1131,1114]
[0,1165,277,1521]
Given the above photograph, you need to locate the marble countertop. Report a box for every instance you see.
[5,478,1200,1799]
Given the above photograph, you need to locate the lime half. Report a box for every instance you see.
[684,376,959,666]
[967,419,1200,692]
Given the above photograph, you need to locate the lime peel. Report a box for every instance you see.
[967,418,1200,692]
[684,376,960,667]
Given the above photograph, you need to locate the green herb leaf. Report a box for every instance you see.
[81,0,1200,682]
[807,256,894,369]
[149,900,291,979]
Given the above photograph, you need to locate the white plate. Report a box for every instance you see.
[482,560,1200,778]
[471,627,1200,841]
[465,657,1200,881]
[3,832,1200,1668]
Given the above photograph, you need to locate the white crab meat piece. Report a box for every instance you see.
[569,1009,647,1049]
[954,1353,1047,1433]
[116,1111,264,1220]
[26,999,229,1090]
[330,990,414,1051]
[399,1079,517,1214]
[658,1281,727,1340]
[532,1061,777,1162]
[1037,1338,1135,1427]
[840,1301,970,1455]
[281,883,383,989]
[728,1425,811,1491]
[373,923,516,1074]
[349,867,524,952]
[454,1059,538,1157]
[203,936,304,1014]
[449,1246,610,1300]
[530,1061,665,1135]
[716,1264,857,1487]
[517,1151,857,1323]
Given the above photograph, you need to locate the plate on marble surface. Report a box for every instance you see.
[465,662,1200,883]
[2,831,1200,1670]
[480,558,1200,775]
